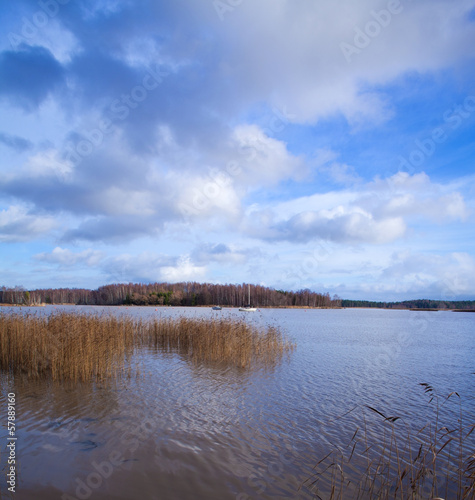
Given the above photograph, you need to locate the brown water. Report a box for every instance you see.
[1,306,474,499]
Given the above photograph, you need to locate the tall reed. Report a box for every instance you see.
[0,312,294,382]
[141,316,293,369]
[304,384,475,499]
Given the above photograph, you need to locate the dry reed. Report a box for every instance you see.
[141,316,293,369]
[304,384,475,500]
[0,311,294,382]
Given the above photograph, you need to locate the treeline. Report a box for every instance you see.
[341,299,475,310]
[0,283,341,308]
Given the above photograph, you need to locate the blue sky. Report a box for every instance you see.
[1,0,475,301]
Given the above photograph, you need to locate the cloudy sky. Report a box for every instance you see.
[1,0,474,301]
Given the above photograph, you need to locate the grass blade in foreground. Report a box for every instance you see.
[304,384,475,499]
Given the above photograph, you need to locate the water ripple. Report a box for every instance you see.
[1,308,474,499]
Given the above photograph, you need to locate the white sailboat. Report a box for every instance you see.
[239,284,257,312]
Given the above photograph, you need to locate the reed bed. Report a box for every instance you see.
[0,312,136,382]
[141,316,293,368]
[0,311,294,382]
[304,384,475,500]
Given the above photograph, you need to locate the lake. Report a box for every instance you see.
[1,306,474,499]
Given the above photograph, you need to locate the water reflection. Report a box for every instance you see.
[0,307,474,499]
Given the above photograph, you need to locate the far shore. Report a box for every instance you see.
[1,303,474,312]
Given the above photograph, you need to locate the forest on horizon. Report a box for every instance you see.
[0,282,340,308]
[1,282,474,310]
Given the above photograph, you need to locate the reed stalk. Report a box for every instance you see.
[304,384,475,500]
[0,311,294,382]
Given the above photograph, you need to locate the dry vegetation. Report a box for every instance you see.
[140,316,293,369]
[0,311,295,382]
[304,385,475,500]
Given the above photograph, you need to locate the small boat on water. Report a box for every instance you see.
[212,306,222,310]
[239,285,257,312]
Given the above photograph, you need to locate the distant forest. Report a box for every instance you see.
[341,299,475,310]
[1,283,474,310]
[0,282,340,308]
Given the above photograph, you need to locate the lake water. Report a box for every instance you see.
[1,306,474,499]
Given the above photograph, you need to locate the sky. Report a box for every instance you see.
[0,0,475,301]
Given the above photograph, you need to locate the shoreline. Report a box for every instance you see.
[1,303,474,312]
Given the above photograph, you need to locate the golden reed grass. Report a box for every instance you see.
[303,384,475,500]
[142,316,293,369]
[0,312,294,382]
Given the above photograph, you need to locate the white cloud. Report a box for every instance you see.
[0,205,56,242]
[319,161,362,186]
[100,252,172,283]
[25,149,74,180]
[231,125,305,185]
[99,187,156,216]
[35,247,104,267]
[266,206,405,244]
[174,172,241,219]
[172,125,305,220]
[216,0,475,124]
[367,172,470,221]
[381,251,475,298]
[160,256,207,282]
[243,171,468,244]
[29,20,80,64]
[0,1,474,299]
[100,252,206,284]
[313,249,475,300]
[192,243,262,266]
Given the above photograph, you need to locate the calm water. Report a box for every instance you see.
[1,306,474,499]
